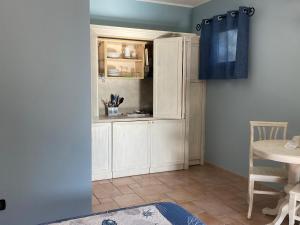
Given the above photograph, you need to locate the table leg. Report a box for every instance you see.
[263,164,300,225]
[265,198,289,225]
[263,196,288,216]
[288,164,300,185]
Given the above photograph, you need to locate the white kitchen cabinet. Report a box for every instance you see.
[91,25,206,181]
[112,121,150,178]
[150,120,185,173]
[153,37,183,119]
[92,123,112,181]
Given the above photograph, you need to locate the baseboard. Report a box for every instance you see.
[92,172,113,181]
[204,161,247,180]
[150,164,184,173]
[189,159,201,166]
[113,168,150,178]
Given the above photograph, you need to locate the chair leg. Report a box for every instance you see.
[247,179,254,219]
[289,194,296,225]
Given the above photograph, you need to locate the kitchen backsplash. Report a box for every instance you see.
[98,78,153,115]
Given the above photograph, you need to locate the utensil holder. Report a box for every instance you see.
[105,107,119,117]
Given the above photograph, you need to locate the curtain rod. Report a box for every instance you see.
[196,7,255,32]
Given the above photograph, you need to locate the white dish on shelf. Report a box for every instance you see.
[107,52,121,58]
[108,68,120,76]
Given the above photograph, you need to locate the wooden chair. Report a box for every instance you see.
[289,184,300,225]
[247,121,288,219]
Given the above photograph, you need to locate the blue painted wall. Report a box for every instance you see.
[90,0,192,32]
[0,1,91,224]
[192,0,300,177]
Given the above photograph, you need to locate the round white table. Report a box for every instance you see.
[253,140,300,225]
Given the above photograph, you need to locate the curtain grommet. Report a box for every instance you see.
[242,7,255,17]
[248,7,255,17]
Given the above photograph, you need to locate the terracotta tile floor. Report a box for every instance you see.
[92,164,289,225]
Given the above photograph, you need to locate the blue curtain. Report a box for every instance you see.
[199,7,251,80]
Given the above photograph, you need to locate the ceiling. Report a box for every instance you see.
[136,0,211,8]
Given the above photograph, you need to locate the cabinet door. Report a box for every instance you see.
[153,37,183,119]
[113,121,150,178]
[150,120,185,173]
[187,36,206,165]
[92,123,112,181]
[189,82,205,165]
[190,37,200,82]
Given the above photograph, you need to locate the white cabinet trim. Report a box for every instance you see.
[92,123,112,181]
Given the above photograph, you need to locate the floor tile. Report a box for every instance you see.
[113,193,145,207]
[93,183,122,199]
[93,201,119,213]
[112,177,137,187]
[115,185,135,194]
[165,189,206,202]
[131,184,172,196]
[92,195,100,206]
[92,164,286,225]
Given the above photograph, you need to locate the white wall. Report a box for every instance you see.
[0,1,91,224]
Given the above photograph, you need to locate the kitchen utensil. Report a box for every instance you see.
[115,95,119,106]
[110,94,115,106]
[101,99,108,107]
[105,94,124,108]
[118,97,124,106]
[114,95,118,106]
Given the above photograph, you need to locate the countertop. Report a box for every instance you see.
[93,115,155,123]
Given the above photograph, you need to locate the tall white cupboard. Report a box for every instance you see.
[91,25,205,180]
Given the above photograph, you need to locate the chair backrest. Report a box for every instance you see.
[249,121,288,167]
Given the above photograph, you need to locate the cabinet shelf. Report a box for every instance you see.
[106,58,143,62]
[99,72,143,79]
[98,38,147,79]
[106,75,144,80]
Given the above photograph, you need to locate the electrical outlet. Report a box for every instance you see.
[0,199,6,211]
